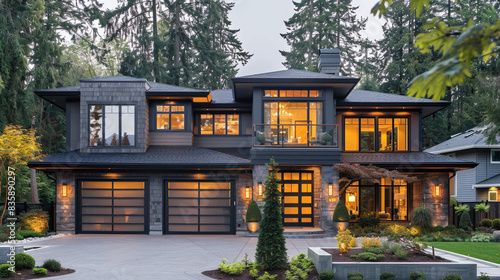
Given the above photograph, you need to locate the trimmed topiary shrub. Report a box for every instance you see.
[32,267,47,276]
[459,211,473,231]
[42,259,61,272]
[442,274,462,280]
[348,272,364,280]
[380,272,396,280]
[358,214,380,228]
[411,206,432,232]
[319,270,335,280]
[332,200,349,222]
[15,253,35,270]
[493,219,500,230]
[479,218,493,228]
[409,271,427,280]
[0,264,14,278]
[246,201,262,222]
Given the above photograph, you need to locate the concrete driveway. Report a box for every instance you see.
[25,235,338,280]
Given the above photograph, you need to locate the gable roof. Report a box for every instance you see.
[147,82,208,94]
[473,173,500,188]
[425,126,500,154]
[80,76,147,83]
[235,69,349,80]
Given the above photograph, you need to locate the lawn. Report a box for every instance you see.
[424,242,500,264]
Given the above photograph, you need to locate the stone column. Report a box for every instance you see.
[149,175,163,235]
[56,172,76,234]
[321,165,339,232]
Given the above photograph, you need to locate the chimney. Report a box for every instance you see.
[318,49,340,76]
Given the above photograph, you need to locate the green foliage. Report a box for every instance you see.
[455,204,470,216]
[218,258,246,275]
[442,274,462,280]
[492,219,500,230]
[477,272,491,280]
[15,253,35,270]
[432,226,444,232]
[17,230,46,238]
[395,249,408,259]
[348,272,364,280]
[257,271,278,280]
[363,247,384,254]
[42,259,61,272]
[255,158,288,270]
[471,233,494,242]
[32,267,47,276]
[380,272,396,280]
[18,209,49,233]
[389,244,401,254]
[480,219,493,228]
[0,264,14,278]
[411,207,433,232]
[444,225,456,231]
[246,201,262,222]
[475,203,491,213]
[332,200,350,222]
[358,214,380,228]
[286,253,314,280]
[319,270,335,280]
[409,271,427,280]
[450,197,458,207]
[459,211,473,231]
[350,252,385,262]
[15,232,24,240]
[249,262,261,278]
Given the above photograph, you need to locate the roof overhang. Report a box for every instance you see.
[337,102,449,118]
[146,92,212,103]
[473,184,500,188]
[231,78,359,101]
[427,145,500,154]
[28,161,252,170]
[34,90,80,110]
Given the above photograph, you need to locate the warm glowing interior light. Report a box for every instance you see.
[328,184,333,196]
[62,185,67,197]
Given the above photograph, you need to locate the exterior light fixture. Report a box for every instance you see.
[245,186,251,200]
[348,194,356,202]
[258,183,263,196]
[62,184,68,197]
[328,184,333,196]
[435,184,441,197]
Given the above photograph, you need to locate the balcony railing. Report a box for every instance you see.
[253,124,338,148]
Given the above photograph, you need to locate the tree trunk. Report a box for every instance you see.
[174,1,181,85]
[30,116,40,204]
[152,0,159,82]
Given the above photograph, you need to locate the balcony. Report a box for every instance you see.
[253,124,338,148]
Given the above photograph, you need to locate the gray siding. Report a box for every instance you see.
[67,101,80,151]
[241,113,252,135]
[476,149,500,181]
[149,132,193,146]
[193,136,252,148]
[251,148,341,165]
[455,150,478,202]
[410,111,419,151]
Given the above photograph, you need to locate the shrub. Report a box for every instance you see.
[17,230,45,238]
[218,259,246,275]
[18,209,49,234]
[493,219,500,230]
[442,274,462,280]
[444,225,456,231]
[0,264,14,278]
[389,244,401,254]
[474,203,490,213]
[491,235,500,243]
[432,226,444,232]
[479,219,493,228]
[337,229,355,253]
[32,268,47,276]
[471,233,494,242]
[411,207,432,232]
[15,232,24,240]
[42,259,61,272]
[362,246,384,254]
[459,212,473,231]
[358,214,380,228]
[477,272,491,280]
[350,252,384,261]
[332,200,349,222]
[454,204,470,216]
[450,197,458,207]
[320,270,335,280]
[380,272,396,280]
[349,236,358,248]
[246,201,262,222]
[348,272,364,280]
[395,249,408,259]
[257,271,278,280]
[409,271,427,280]
[361,237,381,247]
[15,253,35,270]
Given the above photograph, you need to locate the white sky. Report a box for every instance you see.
[100,0,384,77]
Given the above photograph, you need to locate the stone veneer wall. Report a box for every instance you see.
[79,81,148,153]
[55,172,76,233]
[411,172,450,226]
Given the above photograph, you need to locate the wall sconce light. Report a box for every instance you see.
[258,183,263,196]
[328,183,333,196]
[62,184,68,197]
[435,184,442,197]
[245,186,251,200]
[348,194,356,202]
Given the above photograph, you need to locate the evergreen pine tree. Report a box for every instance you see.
[110,133,119,146]
[255,158,288,270]
[122,132,131,146]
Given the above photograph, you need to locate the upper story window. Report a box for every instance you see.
[344,116,408,152]
[200,113,239,135]
[491,150,500,163]
[156,105,185,130]
[264,89,322,98]
[89,105,135,147]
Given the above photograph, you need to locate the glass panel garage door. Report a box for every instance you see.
[79,181,147,233]
[166,181,233,233]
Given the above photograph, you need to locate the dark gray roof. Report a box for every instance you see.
[474,173,500,187]
[35,86,80,93]
[80,76,147,83]
[341,152,477,169]
[340,89,447,104]
[235,69,347,79]
[29,146,251,169]
[425,126,500,154]
[211,89,235,103]
[148,82,208,93]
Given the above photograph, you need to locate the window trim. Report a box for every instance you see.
[489,190,498,201]
[491,149,500,164]
[88,104,137,148]
[154,104,187,131]
[342,115,410,152]
[197,113,241,136]
[263,89,325,99]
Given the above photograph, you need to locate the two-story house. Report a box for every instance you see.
[426,126,500,203]
[29,49,477,235]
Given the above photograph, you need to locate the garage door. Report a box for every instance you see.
[78,180,147,233]
[165,181,234,234]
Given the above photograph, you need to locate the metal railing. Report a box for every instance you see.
[253,124,338,148]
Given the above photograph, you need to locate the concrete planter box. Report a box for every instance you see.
[0,245,23,263]
[308,247,477,280]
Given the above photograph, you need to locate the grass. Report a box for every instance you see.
[424,242,500,264]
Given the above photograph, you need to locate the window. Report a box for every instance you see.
[199,114,239,135]
[264,89,323,98]
[156,105,185,130]
[491,150,500,163]
[89,105,135,147]
[489,188,498,201]
[344,117,408,152]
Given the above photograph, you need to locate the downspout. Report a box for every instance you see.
[449,172,456,226]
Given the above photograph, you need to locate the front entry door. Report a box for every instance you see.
[280,171,314,227]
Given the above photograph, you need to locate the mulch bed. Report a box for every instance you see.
[10,268,75,279]
[323,248,450,262]
[202,268,319,280]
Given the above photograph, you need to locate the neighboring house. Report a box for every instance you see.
[28,49,476,235]
[426,126,500,203]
